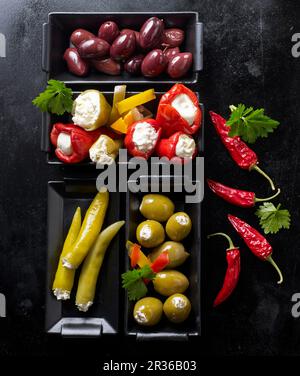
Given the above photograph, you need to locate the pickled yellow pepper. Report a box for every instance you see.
[76,220,125,312]
[52,207,81,300]
[63,190,109,270]
[116,89,156,115]
[109,85,127,125]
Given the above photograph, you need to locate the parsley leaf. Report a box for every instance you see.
[226,104,280,143]
[121,265,156,301]
[32,80,73,115]
[255,202,291,234]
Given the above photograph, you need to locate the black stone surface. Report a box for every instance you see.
[0,0,300,359]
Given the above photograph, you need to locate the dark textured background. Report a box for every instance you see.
[0,0,300,359]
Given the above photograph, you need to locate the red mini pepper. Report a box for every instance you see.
[50,123,117,164]
[124,119,162,159]
[207,179,281,208]
[209,111,276,191]
[208,232,240,307]
[228,214,283,284]
[156,84,202,137]
[156,131,197,163]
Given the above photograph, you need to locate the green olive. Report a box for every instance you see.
[163,294,191,323]
[136,220,165,248]
[139,194,175,222]
[165,212,192,241]
[153,270,189,296]
[148,241,190,269]
[133,297,163,326]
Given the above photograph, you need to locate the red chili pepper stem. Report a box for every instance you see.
[266,255,283,284]
[207,232,236,250]
[254,188,281,203]
[250,164,276,191]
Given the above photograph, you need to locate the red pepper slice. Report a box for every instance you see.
[156,84,202,137]
[124,119,162,159]
[150,251,170,273]
[156,131,197,163]
[50,123,119,164]
[130,243,141,268]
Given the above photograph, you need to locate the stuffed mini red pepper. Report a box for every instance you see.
[124,119,162,159]
[50,123,116,163]
[156,83,202,137]
[156,131,197,163]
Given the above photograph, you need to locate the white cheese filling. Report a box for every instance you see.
[176,214,189,225]
[72,91,100,129]
[175,134,196,159]
[132,122,158,152]
[139,224,152,240]
[57,132,73,156]
[76,301,93,312]
[171,94,197,125]
[89,135,114,165]
[53,288,70,301]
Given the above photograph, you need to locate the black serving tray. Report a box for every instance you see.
[46,180,123,337]
[124,178,201,340]
[42,12,203,85]
[41,90,204,166]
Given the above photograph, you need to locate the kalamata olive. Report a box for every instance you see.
[63,48,89,76]
[98,21,119,44]
[162,28,185,47]
[120,29,141,48]
[124,54,144,75]
[141,49,167,77]
[164,47,180,62]
[139,17,164,50]
[110,30,136,61]
[78,37,110,59]
[91,58,121,75]
[70,29,95,47]
[167,52,193,79]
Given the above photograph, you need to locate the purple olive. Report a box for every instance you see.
[164,47,180,62]
[110,30,136,61]
[162,28,185,48]
[120,29,141,49]
[124,54,144,75]
[91,58,121,75]
[141,49,167,77]
[70,29,95,47]
[78,37,110,59]
[98,21,119,44]
[63,48,89,76]
[139,17,164,50]
[167,52,193,79]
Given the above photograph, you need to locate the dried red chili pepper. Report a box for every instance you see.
[208,232,240,307]
[209,111,276,191]
[228,214,283,284]
[207,179,281,208]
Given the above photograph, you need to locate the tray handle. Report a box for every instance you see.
[42,23,49,72]
[136,333,188,341]
[41,111,50,152]
[61,319,102,338]
[194,22,203,71]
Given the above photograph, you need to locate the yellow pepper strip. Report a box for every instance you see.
[116,89,156,115]
[110,107,144,134]
[76,220,125,312]
[110,117,129,134]
[126,240,151,268]
[63,190,109,270]
[109,85,127,125]
[52,207,81,300]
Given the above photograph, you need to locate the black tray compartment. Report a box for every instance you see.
[124,178,201,340]
[41,90,204,166]
[42,12,203,85]
[46,180,123,337]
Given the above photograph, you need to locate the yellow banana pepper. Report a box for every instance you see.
[76,220,125,312]
[109,85,127,125]
[63,190,109,270]
[116,89,156,115]
[52,207,81,300]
